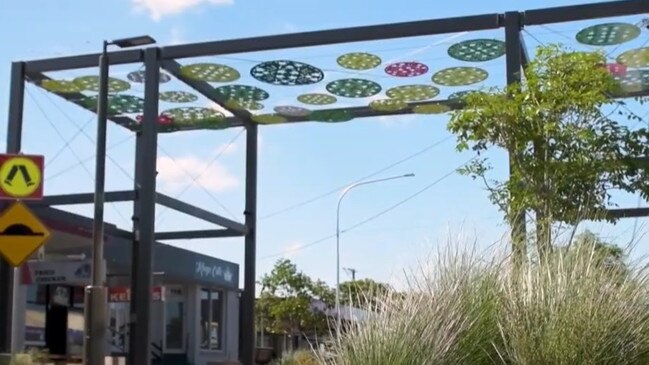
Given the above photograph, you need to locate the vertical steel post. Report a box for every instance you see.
[239,123,258,365]
[84,42,109,365]
[505,11,527,264]
[128,47,159,365]
[0,61,25,354]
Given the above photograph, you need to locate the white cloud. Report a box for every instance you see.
[133,0,234,21]
[281,242,304,258]
[157,155,238,192]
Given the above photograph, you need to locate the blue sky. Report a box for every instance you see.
[1,0,648,289]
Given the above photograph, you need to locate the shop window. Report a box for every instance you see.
[165,287,185,351]
[200,289,223,351]
[25,285,47,347]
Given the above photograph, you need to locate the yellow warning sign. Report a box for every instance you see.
[0,154,44,200]
[0,201,50,267]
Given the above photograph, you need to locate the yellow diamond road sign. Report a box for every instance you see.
[0,201,50,267]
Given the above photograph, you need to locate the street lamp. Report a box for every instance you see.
[85,35,156,365]
[334,173,415,332]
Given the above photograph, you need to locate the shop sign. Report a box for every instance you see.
[108,287,165,302]
[20,259,92,285]
[195,261,234,283]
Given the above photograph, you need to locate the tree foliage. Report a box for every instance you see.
[339,279,391,308]
[257,259,334,336]
[448,44,649,256]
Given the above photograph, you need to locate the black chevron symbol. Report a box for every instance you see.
[4,164,34,187]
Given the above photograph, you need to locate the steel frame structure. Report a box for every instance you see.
[2,1,649,364]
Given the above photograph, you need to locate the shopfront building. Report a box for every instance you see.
[12,206,241,365]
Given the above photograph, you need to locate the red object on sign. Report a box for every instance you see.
[0,154,44,200]
[135,114,174,125]
[109,287,164,302]
[384,62,429,77]
[606,63,628,77]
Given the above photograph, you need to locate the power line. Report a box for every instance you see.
[260,134,454,220]
[260,155,477,260]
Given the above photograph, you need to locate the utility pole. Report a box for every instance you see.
[343,267,357,282]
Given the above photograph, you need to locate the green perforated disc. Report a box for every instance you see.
[617,47,649,68]
[161,107,226,126]
[369,99,408,112]
[448,90,484,100]
[73,76,130,93]
[80,95,144,115]
[251,60,324,86]
[180,63,240,82]
[214,85,270,102]
[432,67,488,86]
[310,109,353,123]
[337,52,382,70]
[448,39,506,62]
[297,93,337,105]
[127,70,171,83]
[224,100,264,111]
[160,91,199,103]
[252,114,287,124]
[41,80,82,93]
[326,78,382,98]
[413,104,451,114]
[614,69,649,93]
[386,85,439,101]
[576,23,641,46]
[274,106,311,117]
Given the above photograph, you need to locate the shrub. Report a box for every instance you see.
[324,238,649,365]
[273,349,319,365]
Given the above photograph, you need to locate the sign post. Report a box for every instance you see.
[0,153,47,361]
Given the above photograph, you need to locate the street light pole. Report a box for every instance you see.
[84,40,110,365]
[335,173,414,333]
[85,35,155,365]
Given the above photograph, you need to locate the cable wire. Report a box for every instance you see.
[260,134,454,220]
[25,87,131,225]
[46,135,134,181]
[37,87,136,183]
[155,128,245,224]
[260,155,477,260]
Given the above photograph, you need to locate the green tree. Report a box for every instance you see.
[448,44,649,260]
[567,230,626,272]
[339,279,391,309]
[257,259,334,338]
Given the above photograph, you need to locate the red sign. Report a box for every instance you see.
[0,154,44,200]
[108,287,164,302]
[606,63,628,77]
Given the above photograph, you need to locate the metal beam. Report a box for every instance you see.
[505,11,527,265]
[161,14,502,60]
[128,47,159,365]
[154,228,244,240]
[607,207,649,219]
[24,48,143,73]
[239,122,258,365]
[28,190,136,206]
[520,33,530,70]
[156,192,247,233]
[524,0,649,26]
[161,59,252,122]
[0,61,25,354]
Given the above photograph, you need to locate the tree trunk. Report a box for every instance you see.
[508,147,527,270]
[534,136,552,261]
